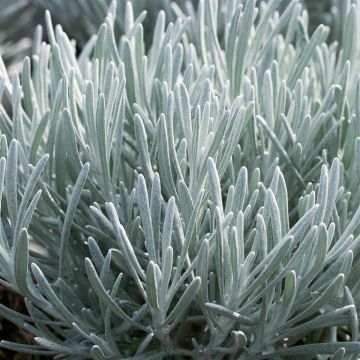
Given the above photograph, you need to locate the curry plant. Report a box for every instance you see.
[0,0,360,359]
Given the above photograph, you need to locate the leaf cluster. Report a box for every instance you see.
[0,1,360,359]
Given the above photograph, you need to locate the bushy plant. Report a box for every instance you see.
[1,0,360,358]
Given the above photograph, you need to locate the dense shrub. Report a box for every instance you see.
[0,0,360,359]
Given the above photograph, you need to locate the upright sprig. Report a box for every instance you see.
[0,0,360,359]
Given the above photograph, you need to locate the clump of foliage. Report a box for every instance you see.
[1,0,360,359]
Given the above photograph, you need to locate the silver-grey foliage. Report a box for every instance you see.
[0,0,360,359]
